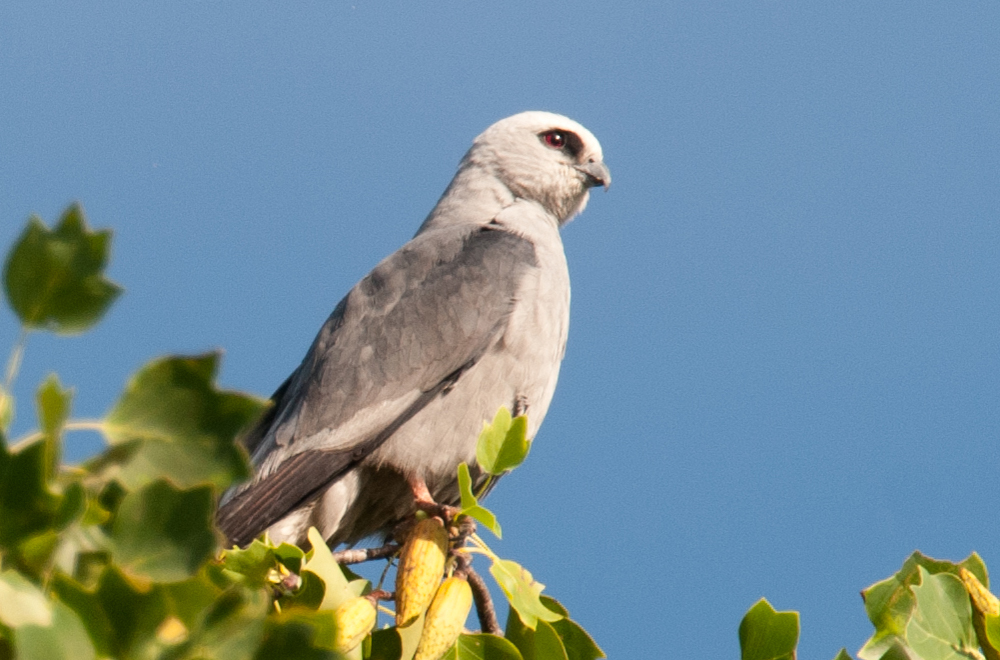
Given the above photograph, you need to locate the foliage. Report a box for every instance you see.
[0,205,604,660]
[740,552,1000,660]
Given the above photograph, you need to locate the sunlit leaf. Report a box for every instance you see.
[0,571,52,627]
[110,480,217,582]
[221,538,280,587]
[303,527,355,612]
[476,408,531,476]
[14,600,96,660]
[490,560,561,630]
[3,204,122,334]
[985,614,1000,659]
[738,599,798,660]
[905,567,978,660]
[859,551,986,660]
[103,352,265,491]
[457,462,500,537]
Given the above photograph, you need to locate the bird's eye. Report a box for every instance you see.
[542,130,566,149]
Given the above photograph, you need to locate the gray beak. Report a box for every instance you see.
[576,159,612,189]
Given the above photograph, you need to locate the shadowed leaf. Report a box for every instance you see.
[539,597,604,660]
[110,480,217,582]
[506,611,568,660]
[103,353,265,491]
[443,633,524,660]
[3,204,121,334]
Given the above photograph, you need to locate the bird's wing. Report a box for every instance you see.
[217,224,537,545]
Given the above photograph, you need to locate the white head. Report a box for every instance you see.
[465,111,610,224]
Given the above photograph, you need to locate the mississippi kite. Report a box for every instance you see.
[217,111,610,548]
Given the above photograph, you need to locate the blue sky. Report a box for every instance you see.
[2,2,998,657]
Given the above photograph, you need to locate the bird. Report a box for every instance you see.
[217,111,610,549]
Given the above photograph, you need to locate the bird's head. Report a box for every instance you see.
[469,111,611,224]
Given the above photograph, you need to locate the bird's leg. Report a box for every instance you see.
[406,474,459,522]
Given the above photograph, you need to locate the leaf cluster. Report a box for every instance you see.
[740,551,1000,660]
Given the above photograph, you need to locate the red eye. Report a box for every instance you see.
[543,131,566,149]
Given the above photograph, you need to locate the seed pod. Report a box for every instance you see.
[414,576,474,660]
[959,567,1000,660]
[395,517,449,627]
[333,596,377,653]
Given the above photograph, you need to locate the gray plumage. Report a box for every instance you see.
[217,111,610,548]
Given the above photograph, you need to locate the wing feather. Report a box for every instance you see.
[217,225,537,545]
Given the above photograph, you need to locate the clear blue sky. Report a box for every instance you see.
[2,2,998,658]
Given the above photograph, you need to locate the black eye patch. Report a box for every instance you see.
[539,129,584,158]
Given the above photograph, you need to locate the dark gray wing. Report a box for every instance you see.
[217,225,537,545]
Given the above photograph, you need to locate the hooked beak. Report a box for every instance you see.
[575,159,612,190]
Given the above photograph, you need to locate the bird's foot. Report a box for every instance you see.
[407,474,460,523]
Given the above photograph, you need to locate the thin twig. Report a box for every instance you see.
[456,554,502,635]
[331,542,401,565]
[4,329,28,392]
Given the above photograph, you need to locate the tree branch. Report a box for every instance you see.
[457,555,501,635]
[331,542,400,565]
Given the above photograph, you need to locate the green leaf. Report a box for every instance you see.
[876,642,915,660]
[303,527,356,611]
[539,597,604,660]
[905,567,978,660]
[832,650,855,660]
[183,586,270,660]
[110,480,217,582]
[738,599,798,660]
[859,551,987,660]
[3,204,122,334]
[103,352,266,491]
[53,567,169,659]
[13,600,96,660]
[221,538,281,587]
[443,633,525,660]
[476,408,531,476]
[0,571,52,627]
[490,560,561,631]
[369,627,403,660]
[457,462,500,537]
[506,610,568,660]
[36,374,72,478]
[0,439,60,547]
[253,614,339,660]
[985,613,1000,656]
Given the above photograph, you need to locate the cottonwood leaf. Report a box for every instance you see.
[3,204,121,334]
[739,598,798,660]
[476,408,531,476]
[103,352,265,491]
[490,560,561,631]
[457,462,500,537]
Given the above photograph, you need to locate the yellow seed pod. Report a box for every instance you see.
[960,567,1000,617]
[395,517,449,627]
[414,576,474,660]
[333,596,377,653]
